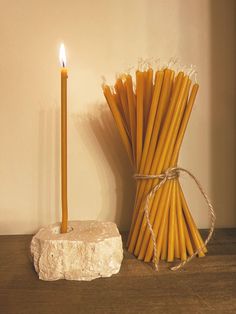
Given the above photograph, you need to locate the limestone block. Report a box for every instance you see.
[30,220,123,281]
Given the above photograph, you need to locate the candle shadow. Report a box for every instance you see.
[210,1,236,227]
[73,104,135,232]
[37,106,60,231]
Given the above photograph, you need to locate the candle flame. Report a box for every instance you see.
[59,43,67,67]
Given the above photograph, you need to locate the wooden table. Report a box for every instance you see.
[0,229,236,314]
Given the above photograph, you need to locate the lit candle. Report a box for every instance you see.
[59,43,68,233]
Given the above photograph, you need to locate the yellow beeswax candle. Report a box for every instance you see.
[103,85,133,164]
[161,207,169,260]
[60,43,68,234]
[182,211,194,256]
[130,71,164,218]
[114,93,125,123]
[128,70,172,248]
[136,71,144,169]
[139,71,165,173]
[153,181,173,262]
[137,183,169,259]
[130,70,179,229]
[143,68,153,128]
[115,78,130,135]
[176,182,187,261]
[103,66,207,267]
[171,84,199,165]
[125,75,136,161]
[180,184,206,256]
[167,180,177,262]
[138,79,191,256]
[128,71,164,245]
[136,76,190,258]
[174,212,181,259]
[130,73,185,255]
[143,76,190,261]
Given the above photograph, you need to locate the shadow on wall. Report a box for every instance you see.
[37,106,60,229]
[211,0,236,227]
[74,104,135,232]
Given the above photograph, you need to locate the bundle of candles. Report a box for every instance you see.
[103,65,209,268]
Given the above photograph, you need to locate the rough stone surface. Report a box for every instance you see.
[30,221,123,281]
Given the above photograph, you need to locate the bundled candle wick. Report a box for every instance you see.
[134,167,216,271]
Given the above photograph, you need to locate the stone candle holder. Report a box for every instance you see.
[30,220,123,281]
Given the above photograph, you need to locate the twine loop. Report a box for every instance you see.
[134,167,216,271]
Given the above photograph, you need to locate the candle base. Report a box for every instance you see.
[30,220,123,281]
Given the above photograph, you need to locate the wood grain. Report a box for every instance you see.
[0,229,235,314]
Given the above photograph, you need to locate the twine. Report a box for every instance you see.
[134,167,216,271]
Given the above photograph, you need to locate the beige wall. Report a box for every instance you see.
[0,0,235,234]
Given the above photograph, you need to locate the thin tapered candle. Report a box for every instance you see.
[176,182,187,261]
[143,76,190,261]
[125,75,137,161]
[179,183,206,256]
[128,70,178,243]
[182,211,194,256]
[136,71,144,170]
[103,85,133,164]
[60,43,68,233]
[161,203,169,260]
[154,181,173,262]
[127,71,164,241]
[143,68,154,129]
[174,211,181,259]
[129,73,185,253]
[137,79,191,258]
[128,70,172,247]
[136,76,190,258]
[115,78,131,136]
[167,180,177,262]
[103,66,207,266]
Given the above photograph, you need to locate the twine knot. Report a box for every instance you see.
[163,168,180,181]
[134,166,216,272]
[134,167,180,182]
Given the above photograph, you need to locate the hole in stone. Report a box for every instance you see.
[51,225,73,234]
